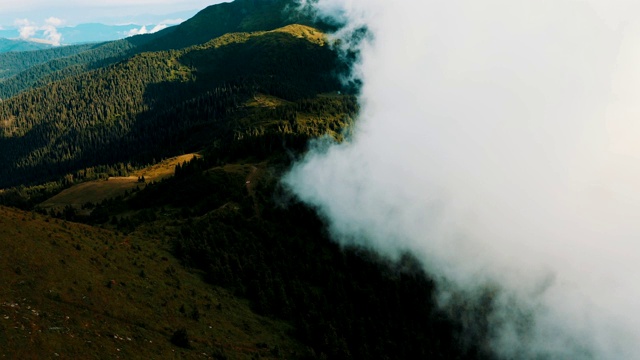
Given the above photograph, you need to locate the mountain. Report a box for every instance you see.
[0,24,343,188]
[0,38,151,99]
[0,43,99,81]
[0,38,53,53]
[0,0,490,358]
[142,0,319,51]
[0,0,320,100]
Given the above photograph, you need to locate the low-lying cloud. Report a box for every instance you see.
[285,0,640,358]
[126,18,182,37]
[14,17,63,45]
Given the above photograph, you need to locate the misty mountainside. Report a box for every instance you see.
[0,0,493,359]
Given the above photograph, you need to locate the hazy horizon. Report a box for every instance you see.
[0,1,226,45]
[0,1,225,27]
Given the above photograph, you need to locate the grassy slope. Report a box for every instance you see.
[143,0,306,52]
[0,206,305,359]
[39,154,200,214]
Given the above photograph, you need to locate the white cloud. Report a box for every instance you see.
[150,24,168,33]
[42,17,64,45]
[45,16,64,27]
[158,18,184,26]
[14,18,38,39]
[286,0,640,358]
[125,22,170,37]
[14,17,64,45]
[126,25,149,36]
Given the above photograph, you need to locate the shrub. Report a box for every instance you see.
[170,328,191,349]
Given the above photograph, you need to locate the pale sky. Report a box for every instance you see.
[0,1,226,27]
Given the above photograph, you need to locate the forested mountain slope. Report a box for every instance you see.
[0,0,313,99]
[142,0,318,51]
[0,24,343,188]
[0,43,98,82]
[0,38,152,99]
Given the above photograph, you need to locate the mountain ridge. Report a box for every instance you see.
[0,23,342,188]
[0,0,318,100]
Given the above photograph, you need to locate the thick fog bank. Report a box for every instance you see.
[286,0,640,358]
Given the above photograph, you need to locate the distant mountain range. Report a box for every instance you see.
[0,9,200,49]
[0,38,53,52]
[0,22,177,49]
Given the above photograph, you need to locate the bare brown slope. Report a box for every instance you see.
[0,206,304,359]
